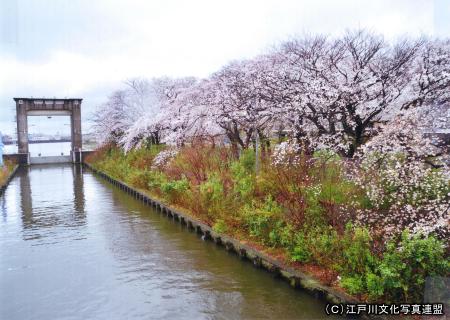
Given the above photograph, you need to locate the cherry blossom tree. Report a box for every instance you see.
[200,58,281,154]
[402,39,450,109]
[91,89,133,145]
[119,77,198,149]
[352,108,449,240]
[272,31,424,157]
[157,78,223,146]
[91,78,159,146]
[267,35,341,153]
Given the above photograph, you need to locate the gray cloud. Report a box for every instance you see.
[0,0,448,136]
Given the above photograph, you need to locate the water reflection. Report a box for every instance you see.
[18,165,87,241]
[0,164,333,320]
[72,164,86,220]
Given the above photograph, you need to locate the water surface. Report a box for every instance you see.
[0,164,330,319]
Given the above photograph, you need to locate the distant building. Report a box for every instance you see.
[420,103,450,146]
[371,103,450,146]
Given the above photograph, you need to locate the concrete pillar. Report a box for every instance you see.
[16,100,29,154]
[71,101,82,162]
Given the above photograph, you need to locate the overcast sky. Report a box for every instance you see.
[0,0,449,136]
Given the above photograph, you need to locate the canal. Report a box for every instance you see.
[0,164,330,319]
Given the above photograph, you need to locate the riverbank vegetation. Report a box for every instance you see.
[0,160,16,186]
[89,30,450,303]
[86,143,449,303]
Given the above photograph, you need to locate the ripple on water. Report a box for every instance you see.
[0,165,333,320]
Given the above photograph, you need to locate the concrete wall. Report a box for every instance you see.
[30,156,72,164]
[3,150,94,166]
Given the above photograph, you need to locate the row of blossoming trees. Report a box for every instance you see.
[91,30,449,300]
[94,31,450,233]
[95,30,449,227]
[95,31,449,151]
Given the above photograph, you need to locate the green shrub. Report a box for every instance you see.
[238,148,255,172]
[198,173,226,219]
[128,170,152,189]
[268,221,293,248]
[303,185,325,227]
[290,231,312,263]
[339,229,450,302]
[337,224,380,296]
[287,226,339,265]
[340,275,365,295]
[241,196,282,244]
[160,176,189,202]
[199,173,224,203]
[147,171,168,190]
[375,231,449,302]
[308,227,340,266]
[231,149,255,200]
[340,224,378,276]
[365,272,384,300]
[212,219,228,234]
